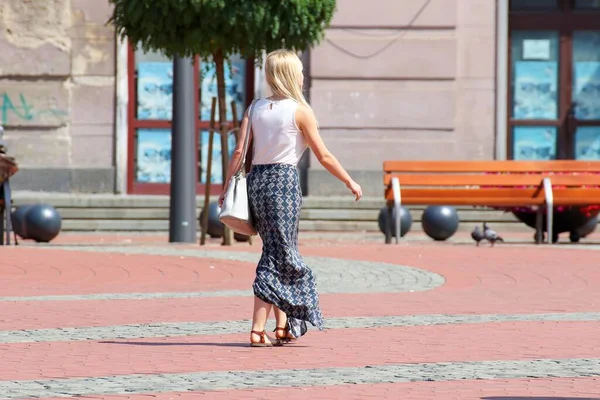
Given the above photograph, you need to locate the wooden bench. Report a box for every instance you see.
[0,150,18,245]
[383,160,600,244]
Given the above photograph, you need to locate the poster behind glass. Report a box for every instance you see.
[572,31,600,120]
[200,60,246,121]
[513,126,557,160]
[199,131,237,184]
[513,61,558,120]
[136,129,172,183]
[575,127,600,160]
[137,62,173,120]
[574,62,600,120]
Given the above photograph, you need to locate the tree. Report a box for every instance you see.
[109,0,336,245]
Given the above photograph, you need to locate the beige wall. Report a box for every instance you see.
[308,0,497,194]
[1,0,499,195]
[1,0,116,191]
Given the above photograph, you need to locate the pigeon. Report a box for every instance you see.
[483,222,504,246]
[471,226,484,246]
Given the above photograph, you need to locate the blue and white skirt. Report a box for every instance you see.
[248,163,324,338]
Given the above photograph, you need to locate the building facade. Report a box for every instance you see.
[2,0,600,197]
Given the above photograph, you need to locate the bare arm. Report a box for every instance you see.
[220,109,251,203]
[296,106,362,200]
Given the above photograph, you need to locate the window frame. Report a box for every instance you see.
[507,0,600,159]
[126,44,255,195]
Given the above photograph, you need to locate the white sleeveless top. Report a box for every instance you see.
[251,98,307,166]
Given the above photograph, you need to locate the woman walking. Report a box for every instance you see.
[219,49,362,347]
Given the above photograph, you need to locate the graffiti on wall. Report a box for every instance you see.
[1,92,68,126]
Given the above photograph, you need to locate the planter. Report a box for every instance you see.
[512,207,599,243]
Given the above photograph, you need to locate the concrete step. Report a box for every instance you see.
[10,192,529,233]
[62,219,169,231]
[60,219,533,233]
[11,193,212,208]
[299,220,533,233]
[53,207,517,223]
[301,209,518,223]
[11,193,502,211]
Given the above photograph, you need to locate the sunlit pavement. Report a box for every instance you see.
[1,231,599,399]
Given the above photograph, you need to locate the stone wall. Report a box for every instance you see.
[1,0,116,192]
[307,0,497,196]
[0,0,499,196]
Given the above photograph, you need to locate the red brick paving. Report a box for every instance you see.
[3,243,600,330]
[2,321,599,380]
[3,235,600,398]
[4,289,600,331]
[0,248,255,296]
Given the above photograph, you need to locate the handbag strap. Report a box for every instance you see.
[239,99,258,172]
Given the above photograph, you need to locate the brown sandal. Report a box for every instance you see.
[250,330,281,347]
[273,327,296,344]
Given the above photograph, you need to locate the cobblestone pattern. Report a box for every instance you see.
[3,241,599,399]
[0,245,444,301]
[20,378,600,400]
[1,358,599,399]
[1,312,600,344]
[0,290,253,302]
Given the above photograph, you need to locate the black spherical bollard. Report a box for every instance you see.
[11,204,35,239]
[234,232,251,242]
[570,215,598,242]
[23,203,62,243]
[421,205,459,241]
[577,215,598,237]
[378,206,412,238]
[199,202,224,238]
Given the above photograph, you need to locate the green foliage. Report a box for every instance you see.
[108,0,336,61]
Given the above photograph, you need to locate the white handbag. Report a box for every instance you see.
[218,100,258,236]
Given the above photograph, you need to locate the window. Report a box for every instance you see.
[508,0,600,160]
[510,31,560,121]
[127,44,254,194]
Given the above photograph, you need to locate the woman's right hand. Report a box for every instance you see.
[347,180,362,201]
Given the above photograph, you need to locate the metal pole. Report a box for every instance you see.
[299,49,312,196]
[495,0,509,160]
[169,56,197,243]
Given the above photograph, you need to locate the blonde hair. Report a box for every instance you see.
[265,49,314,115]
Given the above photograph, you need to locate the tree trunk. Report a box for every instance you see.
[199,96,218,246]
[214,49,233,246]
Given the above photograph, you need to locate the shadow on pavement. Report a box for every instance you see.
[99,340,307,348]
[483,397,600,400]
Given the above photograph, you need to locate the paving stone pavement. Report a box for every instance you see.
[1,312,600,343]
[1,236,600,399]
[6,245,445,297]
[1,359,599,399]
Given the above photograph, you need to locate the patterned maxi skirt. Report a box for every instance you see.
[248,163,325,338]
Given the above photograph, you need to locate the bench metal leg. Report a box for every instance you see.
[391,177,402,244]
[0,180,12,245]
[0,205,3,246]
[394,204,401,244]
[384,203,393,244]
[533,178,554,245]
[542,177,553,245]
[535,207,543,244]
[5,180,12,245]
